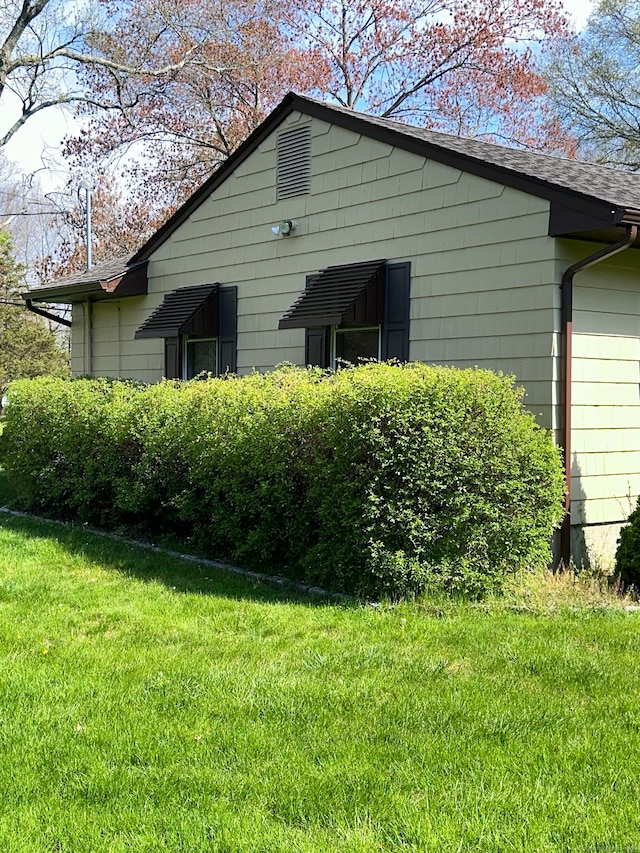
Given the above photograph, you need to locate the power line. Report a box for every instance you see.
[0,192,68,205]
[1,209,63,217]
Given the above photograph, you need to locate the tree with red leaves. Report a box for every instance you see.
[63,0,320,214]
[33,174,169,282]
[62,0,574,218]
[288,0,569,138]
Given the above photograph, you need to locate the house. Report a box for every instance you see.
[25,92,640,567]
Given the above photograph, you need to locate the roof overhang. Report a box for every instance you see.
[548,199,637,238]
[24,258,148,304]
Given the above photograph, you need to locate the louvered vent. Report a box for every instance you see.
[277,125,311,200]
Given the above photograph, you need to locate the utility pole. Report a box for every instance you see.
[78,182,92,270]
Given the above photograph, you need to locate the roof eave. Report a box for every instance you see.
[548,201,640,245]
[23,282,106,304]
[25,260,149,304]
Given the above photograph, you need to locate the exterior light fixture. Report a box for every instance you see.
[271,219,295,237]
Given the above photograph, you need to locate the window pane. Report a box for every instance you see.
[335,327,380,365]
[186,338,217,378]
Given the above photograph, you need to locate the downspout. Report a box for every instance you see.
[78,302,93,376]
[559,224,639,565]
[86,301,93,376]
[25,300,72,328]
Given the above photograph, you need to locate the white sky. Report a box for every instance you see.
[1,0,596,195]
[563,0,595,28]
[3,101,80,194]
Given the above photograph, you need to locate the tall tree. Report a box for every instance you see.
[0,229,69,396]
[0,0,199,149]
[64,0,321,209]
[544,0,640,167]
[64,0,575,211]
[287,0,570,140]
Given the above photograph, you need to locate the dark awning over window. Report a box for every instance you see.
[278,260,386,330]
[135,284,219,339]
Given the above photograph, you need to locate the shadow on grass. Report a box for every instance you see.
[0,509,354,609]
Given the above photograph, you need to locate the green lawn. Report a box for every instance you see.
[0,511,639,852]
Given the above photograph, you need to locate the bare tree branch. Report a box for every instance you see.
[544,0,640,167]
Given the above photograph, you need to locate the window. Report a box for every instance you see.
[135,284,237,378]
[185,336,217,379]
[279,260,410,368]
[333,325,381,366]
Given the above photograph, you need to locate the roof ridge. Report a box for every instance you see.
[289,92,616,172]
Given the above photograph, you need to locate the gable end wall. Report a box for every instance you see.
[77,111,640,561]
[92,113,557,426]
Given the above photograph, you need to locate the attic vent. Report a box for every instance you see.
[277,125,311,200]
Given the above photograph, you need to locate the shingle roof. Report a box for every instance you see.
[40,255,136,290]
[312,98,640,213]
[25,255,148,303]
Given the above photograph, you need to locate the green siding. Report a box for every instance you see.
[554,242,640,557]
[119,113,555,402]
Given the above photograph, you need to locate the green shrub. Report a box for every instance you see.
[0,364,565,598]
[0,377,145,526]
[293,363,564,596]
[615,498,640,591]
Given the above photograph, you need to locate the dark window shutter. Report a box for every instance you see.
[165,337,181,379]
[219,285,237,374]
[382,262,411,362]
[305,327,329,368]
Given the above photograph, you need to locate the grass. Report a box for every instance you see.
[1,511,639,852]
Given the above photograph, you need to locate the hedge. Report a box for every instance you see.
[0,364,565,598]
